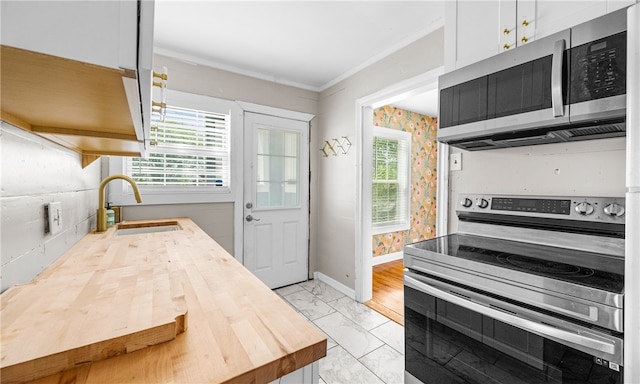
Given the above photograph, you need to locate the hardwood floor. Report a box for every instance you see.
[364,259,404,325]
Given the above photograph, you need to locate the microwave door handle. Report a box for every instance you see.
[404,275,616,355]
[551,39,566,117]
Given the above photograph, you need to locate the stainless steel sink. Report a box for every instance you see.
[115,221,182,236]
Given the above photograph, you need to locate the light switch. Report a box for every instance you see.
[450,153,462,171]
[47,202,62,235]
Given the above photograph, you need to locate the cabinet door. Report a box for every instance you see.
[530,1,634,43]
[516,0,536,47]
[533,1,607,40]
[446,1,501,70]
[500,0,518,51]
[0,1,137,70]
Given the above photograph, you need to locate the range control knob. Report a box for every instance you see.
[460,198,473,208]
[575,201,594,215]
[476,198,489,209]
[604,203,625,217]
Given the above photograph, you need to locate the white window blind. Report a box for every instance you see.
[372,127,410,231]
[128,105,230,189]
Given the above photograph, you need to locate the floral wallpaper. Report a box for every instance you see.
[372,106,438,257]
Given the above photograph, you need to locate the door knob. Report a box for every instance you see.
[245,215,261,222]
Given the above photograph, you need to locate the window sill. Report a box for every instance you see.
[110,189,234,206]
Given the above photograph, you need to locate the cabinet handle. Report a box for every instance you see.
[503,43,511,50]
[521,36,529,44]
[152,71,168,81]
[522,19,530,27]
[151,66,168,122]
[152,101,167,122]
[503,28,510,35]
[153,69,168,88]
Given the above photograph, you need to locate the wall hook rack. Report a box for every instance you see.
[333,136,351,155]
[320,136,351,157]
[320,140,336,157]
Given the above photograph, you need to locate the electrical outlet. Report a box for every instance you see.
[450,153,462,171]
[47,202,62,235]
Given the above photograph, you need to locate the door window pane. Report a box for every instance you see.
[256,128,300,208]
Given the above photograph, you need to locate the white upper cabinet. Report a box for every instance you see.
[444,0,502,71]
[0,0,155,167]
[1,1,139,71]
[445,0,636,71]
[528,0,634,41]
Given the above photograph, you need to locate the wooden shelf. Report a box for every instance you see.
[1,45,144,167]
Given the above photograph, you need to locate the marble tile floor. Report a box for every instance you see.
[275,280,405,384]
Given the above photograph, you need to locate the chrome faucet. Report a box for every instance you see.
[96,174,142,232]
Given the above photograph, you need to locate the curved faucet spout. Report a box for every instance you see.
[97,174,142,232]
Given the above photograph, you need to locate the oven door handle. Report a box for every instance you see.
[404,275,616,355]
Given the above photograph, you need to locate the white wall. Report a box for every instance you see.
[153,54,319,113]
[447,138,627,232]
[315,29,445,289]
[0,122,101,292]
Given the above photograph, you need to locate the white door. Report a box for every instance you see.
[243,112,309,289]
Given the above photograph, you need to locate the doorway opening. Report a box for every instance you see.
[354,67,448,324]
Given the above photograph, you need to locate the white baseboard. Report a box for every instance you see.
[372,251,403,266]
[313,271,356,300]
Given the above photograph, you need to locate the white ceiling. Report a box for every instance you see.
[153,1,444,116]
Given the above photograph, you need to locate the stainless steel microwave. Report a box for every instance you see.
[438,8,627,151]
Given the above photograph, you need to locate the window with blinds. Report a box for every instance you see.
[127,105,230,190]
[372,127,411,231]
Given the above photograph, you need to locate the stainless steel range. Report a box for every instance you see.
[404,194,625,384]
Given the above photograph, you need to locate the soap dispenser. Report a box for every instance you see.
[106,203,115,228]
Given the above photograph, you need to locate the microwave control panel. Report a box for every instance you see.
[570,31,627,103]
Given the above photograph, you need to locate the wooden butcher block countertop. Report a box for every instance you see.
[7,218,327,384]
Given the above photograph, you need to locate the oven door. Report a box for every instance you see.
[404,271,623,384]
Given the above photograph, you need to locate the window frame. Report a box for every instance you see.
[371,126,411,235]
[107,90,243,205]
[128,105,231,191]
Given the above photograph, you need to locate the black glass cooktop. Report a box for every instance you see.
[406,234,624,293]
